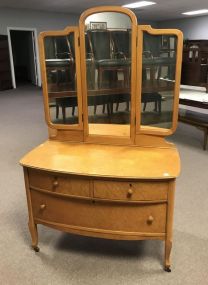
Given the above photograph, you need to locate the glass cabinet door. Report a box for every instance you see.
[83,11,134,137]
[41,30,82,127]
[139,30,178,131]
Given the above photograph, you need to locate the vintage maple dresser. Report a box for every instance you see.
[20,6,183,272]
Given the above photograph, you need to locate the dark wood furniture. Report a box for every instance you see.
[0,35,12,91]
[181,40,208,93]
[142,93,162,112]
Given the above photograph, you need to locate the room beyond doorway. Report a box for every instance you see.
[7,28,41,88]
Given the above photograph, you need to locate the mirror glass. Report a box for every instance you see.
[44,33,78,125]
[140,32,177,129]
[84,12,132,136]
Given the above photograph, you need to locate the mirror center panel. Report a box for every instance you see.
[84,12,132,136]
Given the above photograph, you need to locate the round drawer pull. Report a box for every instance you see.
[40,204,46,210]
[127,188,133,197]
[147,215,154,224]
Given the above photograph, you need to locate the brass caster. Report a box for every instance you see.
[32,246,40,252]
[164,266,171,272]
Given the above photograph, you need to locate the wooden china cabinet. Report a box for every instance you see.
[181,40,208,92]
[20,6,183,272]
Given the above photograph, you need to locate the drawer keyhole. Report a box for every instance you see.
[53,179,59,190]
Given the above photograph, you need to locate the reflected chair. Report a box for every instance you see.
[87,29,115,114]
[45,36,75,90]
[55,96,78,123]
[141,93,162,113]
[142,52,162,113]
[87,29,130,89]
[111,30,131,60]
[111,30,131,111]
[51,36,75,88]
[45,35,78,123]
[85,33,96,90]
[87,29,130,114]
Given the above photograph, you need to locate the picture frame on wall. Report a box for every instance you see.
[90,22,107,30]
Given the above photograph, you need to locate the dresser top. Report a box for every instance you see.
[20,140,180,179]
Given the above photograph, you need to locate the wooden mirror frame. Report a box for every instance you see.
[38,27,83,131]
[136,25,183,137]
[79,6,138,145]
[38,8,183,144]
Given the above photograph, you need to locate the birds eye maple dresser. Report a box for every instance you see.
[20,6,183,272]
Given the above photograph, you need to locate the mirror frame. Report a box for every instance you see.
[79,6,138,145]
[39,27,83,130]
[136,25,183,136]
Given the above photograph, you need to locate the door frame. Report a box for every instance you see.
[7,27,41,88]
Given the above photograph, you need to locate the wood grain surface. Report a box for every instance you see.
[20,140,180,179]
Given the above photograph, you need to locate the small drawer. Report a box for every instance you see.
[28,169,90,197]
[93,180,168,201]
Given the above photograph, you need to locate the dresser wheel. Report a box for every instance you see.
[32,246,40,252]
[164,266,171,272]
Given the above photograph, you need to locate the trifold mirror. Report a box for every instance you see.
[39,6,183,142]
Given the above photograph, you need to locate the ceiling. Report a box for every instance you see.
[1,0,208,21]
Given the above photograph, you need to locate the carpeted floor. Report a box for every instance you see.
[0,84,208,285]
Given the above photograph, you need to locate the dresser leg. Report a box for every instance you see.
[164,239,172,272]
[164,180,175,272]
[28,222,39,252]
[24,168,40,252]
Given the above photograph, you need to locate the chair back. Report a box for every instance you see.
[44,37,56,59]
[88,29,112,60]
[85,33,92,58]
[54,36,71,59]
[111,30,131,58]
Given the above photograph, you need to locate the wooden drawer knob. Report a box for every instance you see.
[147,215,154,224]
[127,188,133,197]
[40,204,46,210]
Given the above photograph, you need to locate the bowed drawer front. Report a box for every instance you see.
[26,168,170,236]
[31,189,167,234]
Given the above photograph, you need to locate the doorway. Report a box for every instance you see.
[7,28,41,88]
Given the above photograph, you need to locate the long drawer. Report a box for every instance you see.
[31,190,167,234]
[28,169,90,197]
[93,180,168,201]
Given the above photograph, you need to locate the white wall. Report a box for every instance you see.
[0,8,79,36]
[85,12,131,29]
[137,20,158,28]
[157,15,208,40]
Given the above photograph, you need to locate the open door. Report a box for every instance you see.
[8,28,41,88]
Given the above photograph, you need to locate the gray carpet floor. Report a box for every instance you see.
[0,85,208,285]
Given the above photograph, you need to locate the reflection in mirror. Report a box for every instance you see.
[141,32,177,129]
[44,33,78,125]
[84,12,132,136]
